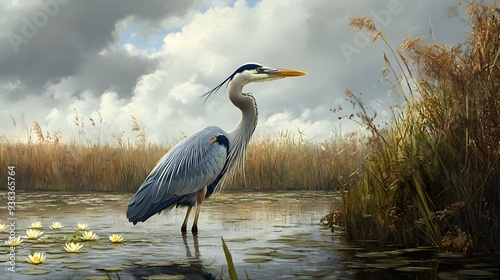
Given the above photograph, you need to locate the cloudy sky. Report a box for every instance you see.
[0,0,465,145]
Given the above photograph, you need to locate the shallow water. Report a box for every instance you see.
[0,191,499,279]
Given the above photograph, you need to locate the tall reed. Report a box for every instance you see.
[339,0,499,252]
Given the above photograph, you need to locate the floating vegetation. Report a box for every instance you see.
[355,252,389,258]
[84,277,111,280]
[145,275,185,280]
[65,264,91,269]
[96,266,124,272]
[61,259,80,264]
[243,257,273,263]
[223,237,254,243]
[294,270,331,277]
[456,269,497,277]
[270,237,324,248]
[395,266,434,272]
[19,269,50,275]
[31,244,52,249]
[268,251,302,259]
[133,261,177,267]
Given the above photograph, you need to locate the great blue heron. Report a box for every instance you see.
[126,62,307,233]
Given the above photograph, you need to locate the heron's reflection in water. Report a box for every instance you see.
[183,232,201,259]
[127,233,216,280]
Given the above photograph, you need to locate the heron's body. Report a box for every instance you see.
[126,62,306,233]
[127,126,229,225]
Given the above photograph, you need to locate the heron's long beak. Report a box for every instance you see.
[271,68,308,77]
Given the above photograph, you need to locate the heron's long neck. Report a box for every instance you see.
[223,82,258,183]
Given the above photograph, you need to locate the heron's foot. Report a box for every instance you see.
[191,225,198,234]
[181,224,187,233]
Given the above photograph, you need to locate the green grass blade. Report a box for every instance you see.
[221,237,239,280]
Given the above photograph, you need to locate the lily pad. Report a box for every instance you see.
[97,266,124,272]
[294,270,331,277]
[396,266,433,272]
[269,251,302,259]
[437,272,461,280]
[90,245,111,250]
[85,274,113,279]
[288,241,325,248]
[456,269,496,277]
[243,257,273,263]
[146,274,185,280]
[66,264,91,269]
[20,269,50,275]
[151,253,169,257]
[145,262,176,267]
[31,244,53,248]
[224,237,255,242]
[356,252,389,258]
[61,259,80,263]
[281,232,311,238]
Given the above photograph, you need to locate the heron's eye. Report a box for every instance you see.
[255,67,261,73]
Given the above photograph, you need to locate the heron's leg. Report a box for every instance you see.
[181,206,192,233]
[192,186,207,234]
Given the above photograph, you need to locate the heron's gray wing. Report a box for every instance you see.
[127,126,227,223]
[151,126,228,202]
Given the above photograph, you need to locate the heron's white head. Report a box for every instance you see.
[202,62,307,102]
[231,62,308,84]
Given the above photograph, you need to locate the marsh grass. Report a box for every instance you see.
[339,1,499,252]
[0,114,362,193]
[232,130,365,191]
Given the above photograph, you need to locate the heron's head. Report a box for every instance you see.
[202,62,307,102]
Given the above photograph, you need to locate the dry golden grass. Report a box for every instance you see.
[0,120,364,193]
[0,138,165,192]
[229,131,365,191]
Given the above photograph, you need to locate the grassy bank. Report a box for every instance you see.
[335,1,499,253]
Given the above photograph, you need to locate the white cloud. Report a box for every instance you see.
[0,0,464,144]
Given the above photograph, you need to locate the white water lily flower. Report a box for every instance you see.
[75,223,88,231]
[30,221,43,229]
[63,242,83,253]
[80,231,99,241]
[23,229,44,240]
[49,222,64,229]
[26,252,46,265]
[108,234,124,243]
[5,236,23,246]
